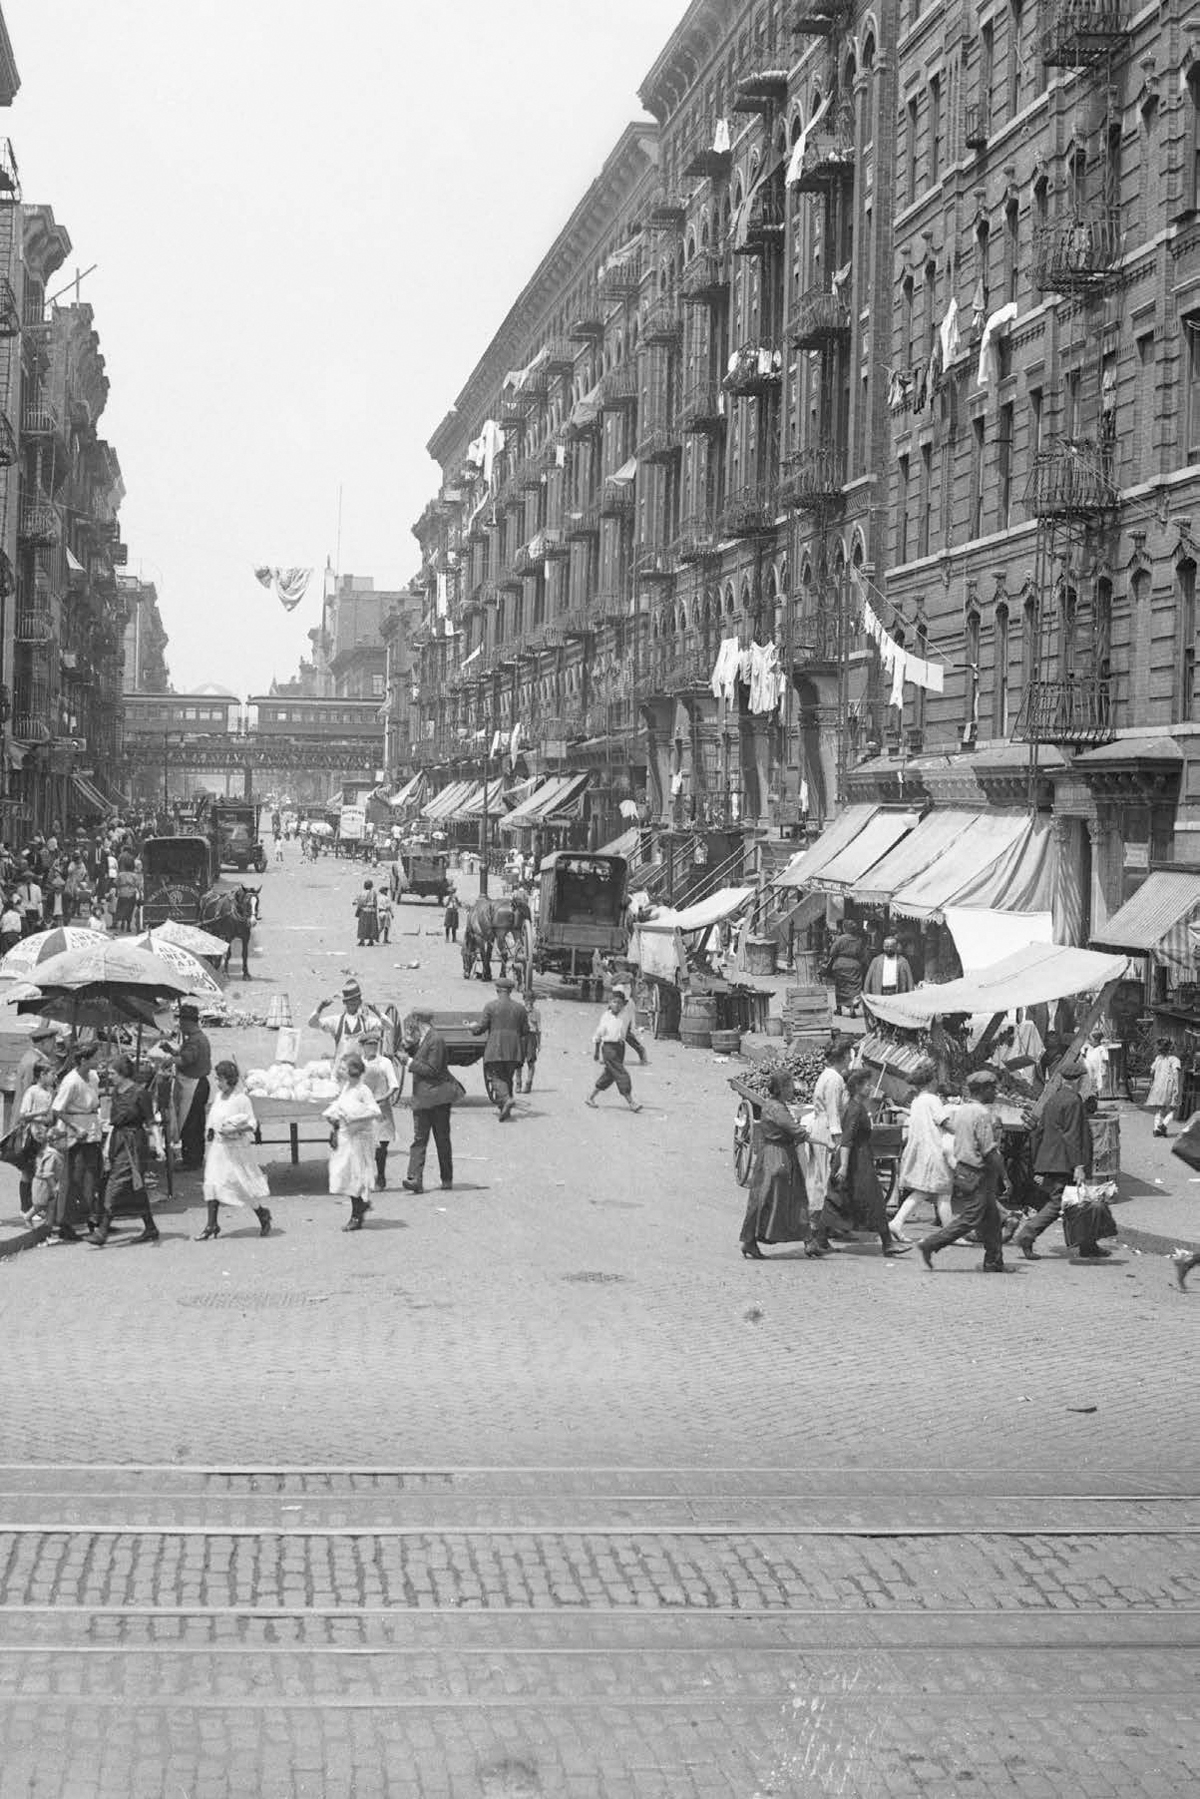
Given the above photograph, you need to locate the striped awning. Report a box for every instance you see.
[421,779,473,821]
[773,804,879,891]
[499,772,591,831]
[1092,871,1200,972]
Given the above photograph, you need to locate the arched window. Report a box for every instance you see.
[1004,197,1019,305]
[1176,559,1197,723]
[994,604,1010,736]
[1059,584,1078,683]
[965,609,982,737]
[1188,69,1200,211]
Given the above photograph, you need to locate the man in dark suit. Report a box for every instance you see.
[470,976,529,1122]
[1015,1059,1106,1259]
[400,1009,457,1194]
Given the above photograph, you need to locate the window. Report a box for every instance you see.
[998,402,1014,528]
[371,673,385,696]
[1008,0,1023,118]
[1189,71,1200,212]
[994,604,1010,736]
[1059,585,1077,684]
[1177,559,1197,723]
[1133,332,1154,473]
[980,22,994,117]
[929,75,941,184]
[1065,366,1082,437]
[918,443,933,557]
[1187,320,1200,464]
[965,610,981,736]
[970,416,986,537]
[906,97,919,204]
[975,221,990,310]
[897,454,910,561]
[1022,595,1038,701]
[1004,198,1019,305]
[1029,385,1043,462]
[903,276,915,364]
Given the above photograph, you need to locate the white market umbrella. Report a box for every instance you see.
[0,925,109,982]
[137,918,228,958]
[128,934,223,998]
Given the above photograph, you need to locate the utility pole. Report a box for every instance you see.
[163,729,169,815]
[479,738,490,897]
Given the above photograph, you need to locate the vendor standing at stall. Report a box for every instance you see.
[308,980,387,1066]
[863,936,915,999]
[159,1003,212,1171]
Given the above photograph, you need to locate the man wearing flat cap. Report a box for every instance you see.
[1016,1057,1106,1259]
[309,979,386,1067]
[918,1066,1009,1273]
[160,1002,212,1169]
[15,1024,62,1110]
[470,976,529,1122]
[398,1008,456,1194]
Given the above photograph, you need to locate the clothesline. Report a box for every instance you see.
[849,567,964,673]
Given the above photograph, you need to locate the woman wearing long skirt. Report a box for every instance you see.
[50,1043,104,1242]
[88,1056,159,1247]
[324,1052,381,1232]
[197,1059,272,1241]
[890,1060,955,1239]
[822,923,865,1016]
[832,1067,911,1257]
[360,1027,402,1190]
[739,1070,822,1261]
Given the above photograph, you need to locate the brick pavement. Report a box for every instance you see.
[0,843,1196,1795]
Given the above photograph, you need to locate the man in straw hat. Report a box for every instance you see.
[918,1066,1009,1274]
[470,975,529,1122]
[309,979,386,1065]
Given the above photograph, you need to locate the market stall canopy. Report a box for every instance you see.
[641,886,757,933]
[388,772,425,812]
[452,778,508,821]
[806,808,920,895]
[863,943,1130,1028]
[71,773,110,817]
[942,905,1054,975]
[599,826,639,858]
[773,804,879,891]
[889,811,1038,921]
[498,772,590,831]
[853,808,983,905]
[1091,870,1200,972]
[421,779,474,821]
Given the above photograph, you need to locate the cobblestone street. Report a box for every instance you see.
[0,845,1197,1795]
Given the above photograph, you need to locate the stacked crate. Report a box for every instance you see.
[782,984,833,1047]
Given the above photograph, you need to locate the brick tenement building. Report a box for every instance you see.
[406,0,1200,934]
[119,575,170,694]
[875,0,1200,936]
[409,0,900,854]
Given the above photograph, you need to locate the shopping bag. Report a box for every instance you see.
[1171,1114,1200,1170]
[1061,1197,1118,1246]
[275,1026,301,1066]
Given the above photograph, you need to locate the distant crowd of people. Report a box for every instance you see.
[0,819,160,949]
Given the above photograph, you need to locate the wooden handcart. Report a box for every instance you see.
[729,1075,905,1201]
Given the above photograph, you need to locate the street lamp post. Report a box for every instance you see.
[479,737,490,897]
[163,729,170,815]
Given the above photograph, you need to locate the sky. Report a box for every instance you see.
[5,0,685,695]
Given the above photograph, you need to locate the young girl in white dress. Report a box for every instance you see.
[198,1059,272,1241]
[1147,1036,1183,1137]
[324,1052,381,1231]
[359,1027,402,1191]
[890,1060,955,1239]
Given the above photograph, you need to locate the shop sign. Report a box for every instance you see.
[1124,842,1150,871]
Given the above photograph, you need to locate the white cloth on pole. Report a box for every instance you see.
[890,649,906,710]
[977,303,1019,391]
[939,297,960,367]
[786,92,831,185]
[713,118,732,153]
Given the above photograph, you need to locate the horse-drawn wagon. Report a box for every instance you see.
[461,892,534,988]
[142,836,215,929]
[528,852,629,996]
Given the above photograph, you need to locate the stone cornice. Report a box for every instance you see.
[22,204,71,287]
[638,0,728,125]
[0,9,19,107]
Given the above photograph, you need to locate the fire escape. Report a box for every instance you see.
[1016,0,1127,762]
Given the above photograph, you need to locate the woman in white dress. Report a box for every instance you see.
[324,1052,381,1232]
[890,1060,955,1240]
[198,1059,272,1241]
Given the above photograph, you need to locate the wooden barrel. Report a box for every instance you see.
[711,1028,742,1056]
[1091,1110,1120,1179]
[791,949,820,985]
[680,992,717,1049]
[744,936,778,977]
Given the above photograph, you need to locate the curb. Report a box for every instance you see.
[0,1222,52,1260]
[1117,1224,1200,1258]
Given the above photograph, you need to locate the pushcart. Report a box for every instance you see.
[729,1075,904,1199]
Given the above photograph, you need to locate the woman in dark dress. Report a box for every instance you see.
[823,921,865,1015]
[832,1066,911,1257]
[739,1070,823,1260]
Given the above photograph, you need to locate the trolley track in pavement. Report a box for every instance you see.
[0,1470,1198,1792]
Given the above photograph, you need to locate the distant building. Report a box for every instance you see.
[308,571,396,702]
[119,575,170,694]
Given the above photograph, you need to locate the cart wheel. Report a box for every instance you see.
[734,1100,754,1188]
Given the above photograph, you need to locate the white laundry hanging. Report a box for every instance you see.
[977,302,1019,391]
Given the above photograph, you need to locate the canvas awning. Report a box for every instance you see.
[599,826,639,858]
[421,779,473,821]
[70,773,109,817]
[641,886,757,933]
[810,808,920,894]
[1091,870,1200,973]
[388,772,424,812]
[853,808,984,905]
[452,778,507,821]
[864,944,1131,1028]
[499,772,590,831]
[570,382,603,431]
[611,457,638,484]
[889,811,1035,921]
[773,804,879,891]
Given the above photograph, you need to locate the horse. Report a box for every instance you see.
[462,895,498,981]
[200,884,260,979]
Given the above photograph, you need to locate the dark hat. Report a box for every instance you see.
[31,1025,58,1042]
[495,976,513,990]
[966,1067,998,1093]
[1059,1058,1085,1081]
[412,1006,434,1023]
[342,978,362,998]
[179,1002,200,1021]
